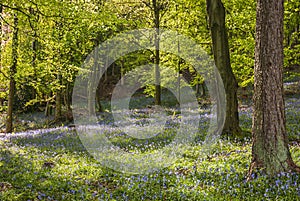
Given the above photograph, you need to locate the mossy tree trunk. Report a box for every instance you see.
[206,0,241,137]
[249,0,300,177]
[6,14,18,133]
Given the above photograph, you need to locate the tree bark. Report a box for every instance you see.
[206,0,241,137]
[55,75,62,121]
[0,5,2,67]
[0,6,3,107]
[249,0,300,177]
[6,14,18,133]
[153,0,161,105]
[54,17,63,122]
[94,44,102,113]
[29,7,38,105]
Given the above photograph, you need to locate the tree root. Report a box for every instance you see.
[246,160,260,182]
[247,159,300,182]
[287,159,300,173]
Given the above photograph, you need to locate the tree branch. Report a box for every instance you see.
[0,15,13,28]
[0,3,30,17]
[0,69,9,79]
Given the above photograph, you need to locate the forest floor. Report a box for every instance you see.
[0,87,299,200]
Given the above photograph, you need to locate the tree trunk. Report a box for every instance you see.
[55,89,62,121]
[0,5,3,107]
[6,14,18,133]
[120,58,124,85]
[0,5,2,68]
[55,74,62,121]
[95,87,102,113]
[94,45,102,113]
[206,0,241,137]
[30,7,38,107]
[45,94,53,117]
[64,82,71,111]
[201,83,206,97]
[54,16,63,122]
[249,0,300,177]
[87,48,99,116]
[153,0,161,105]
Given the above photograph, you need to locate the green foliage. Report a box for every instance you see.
[223,0,256,87]
[1,0,298,113]
[0,0,127,113]
[284,0,300,69]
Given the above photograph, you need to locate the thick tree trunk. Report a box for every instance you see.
[206,0,241,137]
[6,14,18,133]
[249,0,299,177]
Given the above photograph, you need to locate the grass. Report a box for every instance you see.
[0,95,299,200]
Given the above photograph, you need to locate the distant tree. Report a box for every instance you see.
[0,5,2,64]
[0,5,3,81]
[6,13,18,133]
[249,0,300,176]
[144,0,169,105]
[152,0,161,105]
[284,0,300,71]
[206,0,242,137]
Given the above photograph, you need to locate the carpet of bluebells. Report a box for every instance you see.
[0,97,299,200]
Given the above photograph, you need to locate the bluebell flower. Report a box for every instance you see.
[275,179,281,186]
[68,189,76,194]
